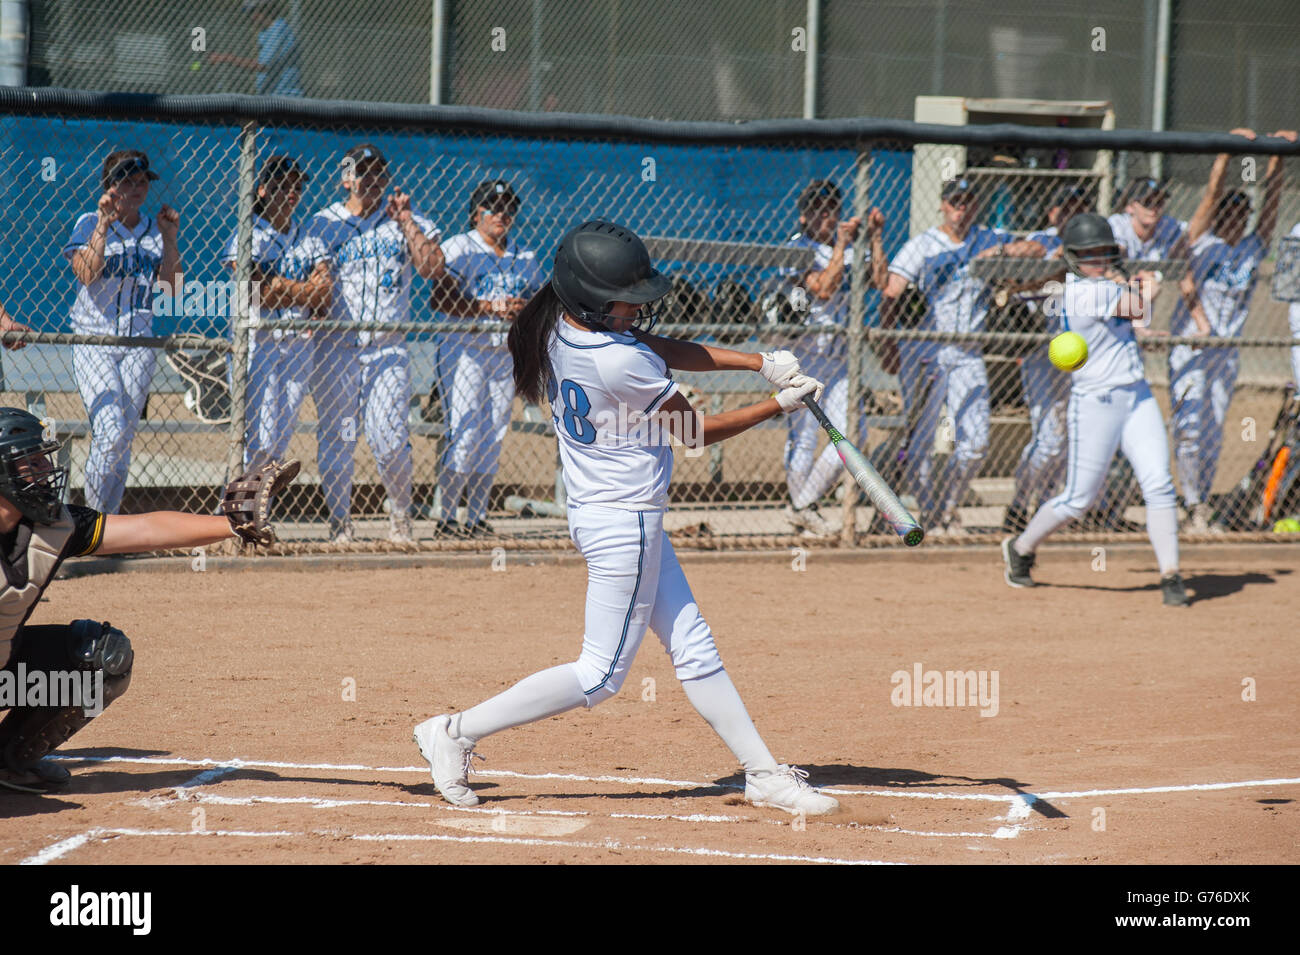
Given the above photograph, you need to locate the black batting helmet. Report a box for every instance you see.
[0,408,67,524]
[1060,213,1123,277]
[551,220,672,333]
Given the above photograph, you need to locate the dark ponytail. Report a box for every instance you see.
[508,284,562,404]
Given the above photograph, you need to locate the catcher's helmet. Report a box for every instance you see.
[551,220,672,333]
[0,408,67,524]
[1060,213,1123,276]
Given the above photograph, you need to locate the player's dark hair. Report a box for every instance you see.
[508,284,562,405]
[1212,190,1251,234]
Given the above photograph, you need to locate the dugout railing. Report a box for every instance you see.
[1,89,1298,552]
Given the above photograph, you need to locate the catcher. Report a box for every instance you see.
[0,407,297,793]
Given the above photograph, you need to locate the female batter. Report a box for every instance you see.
[414,220,838,815]
[1170,128,1293,531]
[1002,213,1191,607]
[433,180,545,536]
[64,150,183,513]
[221,155,332,471]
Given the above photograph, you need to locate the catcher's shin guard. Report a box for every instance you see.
[0,620,133,773]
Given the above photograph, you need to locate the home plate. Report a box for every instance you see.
[434,816,589,837]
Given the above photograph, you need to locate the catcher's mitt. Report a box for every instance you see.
[222,459,301,546]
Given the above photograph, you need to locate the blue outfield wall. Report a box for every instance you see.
[0,114,913,339]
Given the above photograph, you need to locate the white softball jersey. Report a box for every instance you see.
[1053,274,1144,394]
[1107,212,1186,260]
[779,232,866,358]
[441,230,546,348]
[1170,231,1265,340]
[62,213,163,335]
[222,215,325,338]
[545,320,679,510]
[307,202,440,348]
[888,225,1013,336]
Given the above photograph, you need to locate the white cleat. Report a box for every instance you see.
[413,714,481,807]
[744,764,839,816]
[389,511,415,543]
[329,519,355,544]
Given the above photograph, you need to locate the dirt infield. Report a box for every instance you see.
[4,543,1298,865]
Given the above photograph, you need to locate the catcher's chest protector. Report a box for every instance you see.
[0,510,74,668]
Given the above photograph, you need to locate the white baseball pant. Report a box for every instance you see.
[1169,345,1239,507]
[73,343,156,513]
[1290,302,1300,386]
[1017,381,1180,574]
[310,335,360,525]
[244,331,312,471]
[359,344,414,516]
[438,339,514,524]
[898,342,990,522]
[1010,352,1070,512]
[784,351,868,511]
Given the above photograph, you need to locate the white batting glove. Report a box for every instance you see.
[759,349,801,388]
[775,374,824,413]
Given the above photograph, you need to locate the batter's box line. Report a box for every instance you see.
[145,789,1007,840]
[20,826,901,867]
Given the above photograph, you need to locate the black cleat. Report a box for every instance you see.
[1161,573,1189,607]
[1001,537,1036,588]
[435,519,467,538]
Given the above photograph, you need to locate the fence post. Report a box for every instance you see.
[227,119,258,485]
[840,140,872,545]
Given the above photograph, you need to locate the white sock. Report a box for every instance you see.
[680,668,779,776]
[439,470,467,522]
[1015,500,1071,555]
[1146,505,1180,576]
[465,473,492,525]
[453,664,587,743]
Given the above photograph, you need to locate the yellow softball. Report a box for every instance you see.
[1049,331,1089,372]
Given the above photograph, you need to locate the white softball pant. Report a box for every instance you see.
[1051,381,1178,518]
[438,339,514,478]
[898,342,990,521]
[310,337,361,524]
[569,505,725,704]
[1169,345,1239,507]
[244,331,312,471]
[73,343,156,513]
[1011,351,1070,510]
[784,350,867,510]
[359,344,414,516]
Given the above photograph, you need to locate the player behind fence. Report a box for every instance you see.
[779,180,886,538]
[222,155,332,472]
[432,180,545,537]
[65,149,183,514]
[0,408,296,793]
[414,220,840,815]
[306,144,444,543]
[880,177,1045,536]
[1002,213,1191,607]
[1171,128,1294,531]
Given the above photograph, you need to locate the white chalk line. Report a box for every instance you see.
[151,789,995,839]
[52,753,1300,804]
[20,825,896,867]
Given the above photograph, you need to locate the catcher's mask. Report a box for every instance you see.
[1060,212,1123,277]
[551,220,672,334]
[0,407,67,525]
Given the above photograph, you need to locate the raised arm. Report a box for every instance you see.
[634,331,762,373]
[1257,129,1296,246]
[70,197,117,286]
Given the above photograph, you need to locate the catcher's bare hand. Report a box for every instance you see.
[222,459,300,546]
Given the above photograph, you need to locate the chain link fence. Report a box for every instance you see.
[1,91,1298,553]
[20,2,1299,173]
